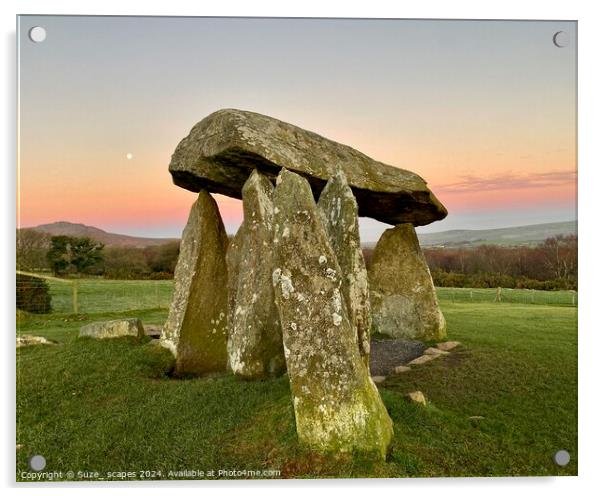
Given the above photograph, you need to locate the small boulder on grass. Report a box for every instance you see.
[393,365,411,374]
[79,318,145,340]
[406,391,427,406]
[17,335,56,348]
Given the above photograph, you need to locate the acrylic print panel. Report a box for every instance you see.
[16,16,577,481]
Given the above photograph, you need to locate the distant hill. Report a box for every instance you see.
[26,221,178,248]
[25,219,577,250]
[416,221,577,248]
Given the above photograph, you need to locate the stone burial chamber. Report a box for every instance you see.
[160,109,448,459]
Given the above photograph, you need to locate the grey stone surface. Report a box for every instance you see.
[161,190,229,376]
[271,168,393,460]
[226,170,285,379]
[169,109,447,226]
[79,318,144,340]
[317,170,371,366]
[369,223,447,341]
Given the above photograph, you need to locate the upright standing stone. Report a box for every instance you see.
[317,170,371,366]
[161,190,229,376]
[272,169,393,460]
[226,170,285,379]
[369,224,446,341]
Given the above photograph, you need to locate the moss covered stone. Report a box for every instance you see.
[226,170,285,379]
[317,170,371,367]
[161,190,229,376]
[368,224,446,341]
[272,169,393,460]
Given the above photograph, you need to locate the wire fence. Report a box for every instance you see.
[16,273,577,316]
[47,279,174,314]
[436,287,578,306]
[17,273,173,314]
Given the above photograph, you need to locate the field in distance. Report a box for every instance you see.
[35,278,578,315]
[414,220,577,248]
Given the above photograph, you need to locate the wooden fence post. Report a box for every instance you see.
[494,287,502,303]
[72,280,78,314]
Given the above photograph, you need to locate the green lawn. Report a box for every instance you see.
[16,284,577,480]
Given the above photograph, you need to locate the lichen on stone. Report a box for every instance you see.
[168,109,448,226]
[226,170,286,380]
[161,190,229,376]
[271,168,393,460]
[318,169,372,366]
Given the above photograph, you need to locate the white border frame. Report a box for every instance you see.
[3,1,600,495]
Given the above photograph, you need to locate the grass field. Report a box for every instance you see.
[42,278,578,314]
[16,280,577,480]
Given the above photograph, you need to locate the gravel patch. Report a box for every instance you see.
[369,338,426,376]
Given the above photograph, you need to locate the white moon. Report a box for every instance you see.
[126,153,133,160]
[553,31,569,48]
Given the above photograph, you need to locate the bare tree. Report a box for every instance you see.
[16,229,51,271]
[539,235,578,282]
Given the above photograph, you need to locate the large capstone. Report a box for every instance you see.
[271,168,393,460]
[226,170,286,379]
[161,190,229,376]
[368,223,446,341]
[317,170,371,366]
[169,109,447,226]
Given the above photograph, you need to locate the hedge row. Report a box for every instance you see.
[16,274,52,313]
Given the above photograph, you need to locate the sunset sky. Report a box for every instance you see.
[18,16,576,241]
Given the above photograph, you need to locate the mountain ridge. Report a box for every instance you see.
[24,219,577,249]
[24,221,178,248]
